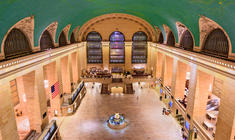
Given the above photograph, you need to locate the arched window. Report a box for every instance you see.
[166,31,175,47]
[109,31,125,63]
[180,30,194,51]
[4,28,32,58]
[59,31,67,47]
[40,30,54,51]
[202,29,229,58]
[132,31,147,63]
[70,32,76,44]
[86,31,102,63]
[158,32,164,44]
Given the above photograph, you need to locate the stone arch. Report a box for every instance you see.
[180,30,194,51]
[38,21,58,49]
[1,16,35,60]
[78,13,157,42]
[70,25,80,43]
[154,26,164,44]
[58,31,67,47]
[167,31,175,47]
[199,15,233,59]
[176,22,195,51]
[39,30,54,51]
[4,28,32,58]
[57,24,71,46]
[70,32,76,44]
[163,24,176,46]
[202,28,229,58]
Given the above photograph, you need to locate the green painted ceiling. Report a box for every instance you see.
[0,0,235,52]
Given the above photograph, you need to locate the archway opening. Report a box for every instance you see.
[180,30,194,51]
[70,32,76,44]
[59,31,67,47]
[40,30,54,51]
[158,32,164,44]
[166,31,175,47]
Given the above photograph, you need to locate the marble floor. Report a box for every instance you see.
[58,82,183,140]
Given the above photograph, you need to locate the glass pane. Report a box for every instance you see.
[87,32,103,63]
[132,32,147,63]
[109,31,125,63]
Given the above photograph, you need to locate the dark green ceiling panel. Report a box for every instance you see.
[0,0,235,53]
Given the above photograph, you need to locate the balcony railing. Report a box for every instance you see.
[0,43,83,78]
[152,43,235,78]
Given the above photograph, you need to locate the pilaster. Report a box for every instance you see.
[0,82,19,140]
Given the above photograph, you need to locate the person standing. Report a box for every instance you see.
[162,107,166,115]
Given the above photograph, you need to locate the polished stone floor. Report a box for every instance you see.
[58,82,183,140]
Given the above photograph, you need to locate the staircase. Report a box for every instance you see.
[126,84,134,94]
[101,84,109,94]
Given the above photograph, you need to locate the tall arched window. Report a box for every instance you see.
[70,32,76,44]
[109,31,125,63]
[132,31,147,63]
[202,29,229,58]
[40,30,54,51]
[4,28,32,58]
[166,31,175,47]
[180,30,194,51]
[158,32,164,44]
[87,31,103,63]
[59,31,67,47]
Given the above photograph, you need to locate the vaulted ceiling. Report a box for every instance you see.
[0,0,235,52]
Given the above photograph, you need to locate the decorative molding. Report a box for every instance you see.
[78,13,157,42]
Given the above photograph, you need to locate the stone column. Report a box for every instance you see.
[193,70,213,121]
[170,58,178,97]
[125,42,132,72]
[146,42,152,73]
[35,67,49,130]
[161,54,166,85]
[21,70,48,132]
[61,56,71,94]
[156,51,163,79]
[68,53,74,84]
[215,77,235,140]
[102,42,109,70]
[185,63,197,125]
[79,43,87,71]
[174,61,190,99]
[0,82,19,140]
[43,62,62,117]
[55,60,64,116]
[76,50,81,83]
[152,48,157,78]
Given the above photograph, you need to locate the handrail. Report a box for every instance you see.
[193,120,214,140]
[61,81,86,116]
[174,99,186,116]
[38,120,58,140]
